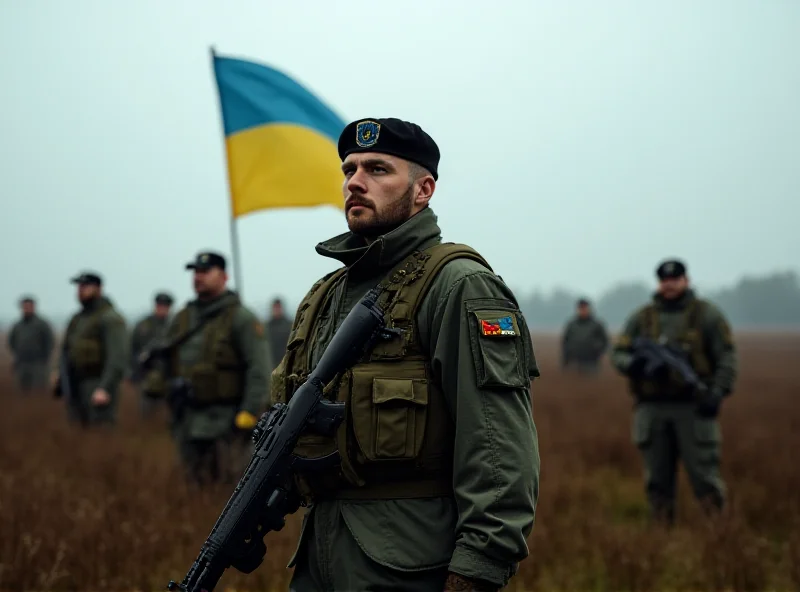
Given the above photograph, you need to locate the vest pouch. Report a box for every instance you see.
[187,363,218,403]
[683,328,711,377]
[214,369,243,402]
[71,338,104,376]
[349,361,430,462]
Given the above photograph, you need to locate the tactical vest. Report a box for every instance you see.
[66,302,111,378]
[632,298,713,398]
[270,242,492,501]
[169,301,245,404]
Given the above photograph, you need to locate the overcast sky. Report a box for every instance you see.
[1,0,797,322]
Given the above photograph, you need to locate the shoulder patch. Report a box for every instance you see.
[480,315,518,337]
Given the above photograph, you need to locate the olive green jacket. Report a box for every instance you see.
[561,315,608,365]
[8,314,55,364]
[297,207,540,587]
[129,313,170,380]
[611,289,737,396]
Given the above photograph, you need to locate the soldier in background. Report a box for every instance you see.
[130,292,174,418]
[265,297,292,370]
[561,298,609,375]
[140,252,271,486]
[55,272,127,428]
[611,259,737,524]
[7,296,55,394]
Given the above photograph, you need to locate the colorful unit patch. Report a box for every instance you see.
[480,315,516,336]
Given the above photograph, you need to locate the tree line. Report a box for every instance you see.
[518,270,800,332]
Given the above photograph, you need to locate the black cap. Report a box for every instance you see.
[577,298,590,307]
[186,251,226,271]
[70,272,102,286]
[337,117,440,180]
[19,295,35,305]
[656,259,687,280]
[154,292,174,305]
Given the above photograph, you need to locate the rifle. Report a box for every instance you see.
[166,286,394,592]
[631,336,707,393]
[56,350,87,426]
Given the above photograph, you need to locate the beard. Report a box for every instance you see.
[346,184,415,239]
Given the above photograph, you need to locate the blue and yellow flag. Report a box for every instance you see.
[211,52,346,218]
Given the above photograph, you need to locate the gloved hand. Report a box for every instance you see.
[234,410,258,431]
[696,387,724,418]
[443,572,499,592]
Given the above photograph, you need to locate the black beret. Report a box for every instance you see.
[154,292,174,305]
[656,259,687,279]
[577,298,591,307]
[186,251,226,271]
[70,272,102,286]
[337,117,440,180]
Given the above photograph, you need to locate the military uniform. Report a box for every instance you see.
[143,253,271,485]
[130,292,174,418]
[57,274,128,427]
[275,118,540,592]
[561,300,609,374]
[265,311,292,370]
[7,297,54,393]
[611,260,737,523]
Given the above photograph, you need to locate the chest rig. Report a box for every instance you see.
[66,303,110,378]
[168,301,244,404]
[270,242,492,500]
[633,298,713,398]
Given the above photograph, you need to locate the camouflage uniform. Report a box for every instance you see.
[59,291,128,427]
[143,281,271,485]
[611,280,737,523]
[276,206,540,591]
[7,305,54,394]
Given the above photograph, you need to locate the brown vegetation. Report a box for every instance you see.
[1,334,799,591]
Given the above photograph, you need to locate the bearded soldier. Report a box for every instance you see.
[269,118,540,592]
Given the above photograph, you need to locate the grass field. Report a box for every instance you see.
[1,333,799,592]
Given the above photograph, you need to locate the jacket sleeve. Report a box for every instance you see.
[42,320,55,361]
[702,302,737,395]
[420,266,539,588]
[232,307,271,415]
[610,312,642,374]
[99,311,128,391]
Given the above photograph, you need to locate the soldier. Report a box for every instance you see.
[271,118,540,592]
[265,297,292,370]
[54,272,127,427]
[7,296,55,394]
[129,292,174,418]
[141,252,270,486]
[561,297,609,375]
[611,259,737,524]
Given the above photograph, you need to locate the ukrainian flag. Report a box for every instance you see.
[211,52,346,218]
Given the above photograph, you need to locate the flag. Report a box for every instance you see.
[211,52,347,218]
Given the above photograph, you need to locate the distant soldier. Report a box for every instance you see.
[141,252,271,485]
[561,297,609,374]
[130,292,174,418]
[7,296,55,394]
[54,272,128,428]
[265,297,292,370]
[611,259,737,524]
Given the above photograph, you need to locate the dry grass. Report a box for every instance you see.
[1,333,799,592]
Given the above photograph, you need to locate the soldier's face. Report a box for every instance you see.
[341,153,429,238]
[577,304,590,318]
[271,302,283,317]
[77,284,99,303]
[659,275,689,299]
[21,302,34,316]
[154,303,171,318]
[193,267,227,297]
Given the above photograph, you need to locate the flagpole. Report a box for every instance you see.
[209,44,244,297]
